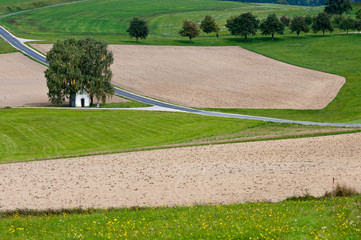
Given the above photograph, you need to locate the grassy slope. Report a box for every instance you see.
[0,0,74,15]
[0,108,358,163]
[0,38,16,53]
[1,0,359,122]
[1,196,360,239]
[0,0,322,42]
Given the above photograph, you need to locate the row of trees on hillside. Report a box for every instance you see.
[45,0,360,106]
[178,11,360,42]
[125,0,360,43]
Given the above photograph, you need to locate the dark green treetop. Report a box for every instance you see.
[290,16,310,38]
[200,15,220,36]
[260,13,284,40]
[126,18,149,43]
[226,12,259,41]
[339,16,355,34]
[324,0,352,15]
[312,12,334,36]
[179,20,200,43]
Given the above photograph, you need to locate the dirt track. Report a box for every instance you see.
[1,132,360,211]
[32,44,345,109]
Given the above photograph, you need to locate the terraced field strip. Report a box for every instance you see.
[1,108,359,163]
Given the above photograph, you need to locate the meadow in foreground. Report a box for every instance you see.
[0,196,360,239]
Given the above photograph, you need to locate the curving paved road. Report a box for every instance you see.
[1,25,361,127]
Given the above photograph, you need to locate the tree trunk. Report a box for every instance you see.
[347,29,349,34]
[323,30,325,37]
[90,95,94,106]
[244,34,247,42]
[189,37,192,43]
[297,33,300,39]
[272,33,274,40]
[97,101,100,108]
[136,37,139,43]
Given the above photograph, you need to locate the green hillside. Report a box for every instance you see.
[0,0,73,15]
[0,1,360,123]
[0,0,322,41]
[0,38,16,53]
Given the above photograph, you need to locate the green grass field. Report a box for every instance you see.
[0,0,73,15]
[1,196,360,239]
[90,96,151,108]
[0,108,358,163]
[0,0,323,42]
[0,0,360,123]
[0,1,361,238]
[0,38,16,53]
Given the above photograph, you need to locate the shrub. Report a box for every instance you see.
[325,183,360,197]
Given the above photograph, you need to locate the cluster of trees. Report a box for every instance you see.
[45,38,114,107]
[179,15,220,42]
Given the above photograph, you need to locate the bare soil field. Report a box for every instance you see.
[0,52,49,107]
[1,132,360,211]
[32,44,346,109]
[0,52,126,107]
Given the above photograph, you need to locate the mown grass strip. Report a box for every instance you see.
[0,108,358,163]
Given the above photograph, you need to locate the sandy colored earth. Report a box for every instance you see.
[0,52,49,107]
[1,132,360,211]
[0,52,126,107]
[32,44,345,109]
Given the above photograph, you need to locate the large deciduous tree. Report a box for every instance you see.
[305,15,313,25]
[312,12,334,36]
[200,15,220,36]
[260,13,284,40]
[78,38,114,106]
[356,9,361,20]
[280,15,291,27]
[339,16,355,34]
[179,20,200,43]
[126,18,149,43]
[355,20,361,33]
[324,0,352,15]
[290,16,310,38]
[45,38,114,106]
[226,12,259,41]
